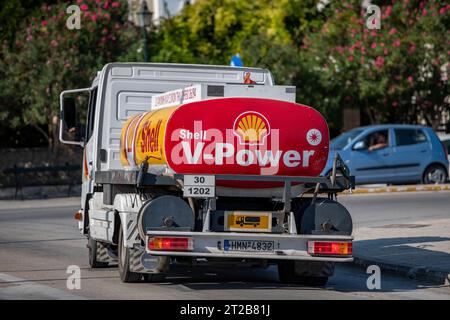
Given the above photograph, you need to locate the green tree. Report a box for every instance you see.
[148,0,332,122]
[147,0,341,133]
[0,0,59,45]
[0,0,140,150]
[301,0,450,131]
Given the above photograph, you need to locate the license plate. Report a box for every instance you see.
[183,175,215,198]
[183,186,214,197]
[224,240,274,252]
[225,211,272,232]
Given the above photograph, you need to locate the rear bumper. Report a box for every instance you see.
[146,231,353,262]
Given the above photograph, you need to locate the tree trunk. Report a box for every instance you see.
[31,123,51,148]
[342,105,361,131]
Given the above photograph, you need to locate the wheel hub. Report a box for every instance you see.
[428,169,444,184]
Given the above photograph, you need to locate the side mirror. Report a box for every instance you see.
[62,97,77,130]
[59,87,90,146]
[353,140,366,150]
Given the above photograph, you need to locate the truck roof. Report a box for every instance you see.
[94,62,274,85]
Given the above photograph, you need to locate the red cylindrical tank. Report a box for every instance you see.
[120,97,329,188]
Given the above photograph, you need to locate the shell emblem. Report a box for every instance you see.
[233,111,270,145]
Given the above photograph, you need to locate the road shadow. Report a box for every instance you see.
[161,265,322,291]
[157,235,450,293]
[337,235,450,291]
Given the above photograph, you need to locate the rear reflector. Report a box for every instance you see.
[307,241,352,256]
[148,237,193,251]
[74,211,82,221]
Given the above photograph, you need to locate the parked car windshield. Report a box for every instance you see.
[331,129,363,150]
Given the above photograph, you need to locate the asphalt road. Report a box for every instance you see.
[339,191,450,228]
[0,192,449,300]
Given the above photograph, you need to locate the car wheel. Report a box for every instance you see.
[422,164,448,184]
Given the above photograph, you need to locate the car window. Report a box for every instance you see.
[394,129,427,146]
[331,129,363,150]
[360,129,389,150]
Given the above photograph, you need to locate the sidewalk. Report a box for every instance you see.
[352,218,450,285]
[2,183,449,200]
[343,183,450,194]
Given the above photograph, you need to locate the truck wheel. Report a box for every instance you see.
[296,276,329,287]
[143,273,166,283]
[277,261,329,287]
[118,225,142,283]
[87,235,109,268]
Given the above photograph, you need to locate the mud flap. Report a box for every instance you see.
[129,246,169,274]
[96,242,117,263]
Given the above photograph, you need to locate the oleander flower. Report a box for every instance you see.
[375,56,384,68]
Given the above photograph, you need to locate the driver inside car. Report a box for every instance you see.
[368,132,388,152]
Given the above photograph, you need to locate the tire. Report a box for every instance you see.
[277,261,329,287]
[422,164,448,184]
[88,235,109,268]
[296,276,329,287]
[118,225,142,283]
[143,273,166,283]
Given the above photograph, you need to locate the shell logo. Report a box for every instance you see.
[233,111,270,146]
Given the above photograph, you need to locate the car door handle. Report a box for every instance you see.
[420,150,427,153]
[382,153,390,156]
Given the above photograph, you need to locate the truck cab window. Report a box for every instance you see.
[86,87,98,141]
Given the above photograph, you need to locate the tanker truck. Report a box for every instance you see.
[59,63,354,286]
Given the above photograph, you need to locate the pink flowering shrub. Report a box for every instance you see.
[0,0,139,147]
[301,0,449,127]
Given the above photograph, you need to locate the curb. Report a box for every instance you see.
[352,255,450,285]
[342,184,450,194]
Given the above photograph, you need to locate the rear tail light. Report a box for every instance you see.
[307,241,352,256]
[148,237,193,251]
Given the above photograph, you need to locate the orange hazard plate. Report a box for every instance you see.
[225,211,272,232]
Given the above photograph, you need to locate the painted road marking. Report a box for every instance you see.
[0,273,85,300]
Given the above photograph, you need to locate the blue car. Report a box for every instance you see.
[322,124,449,184]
